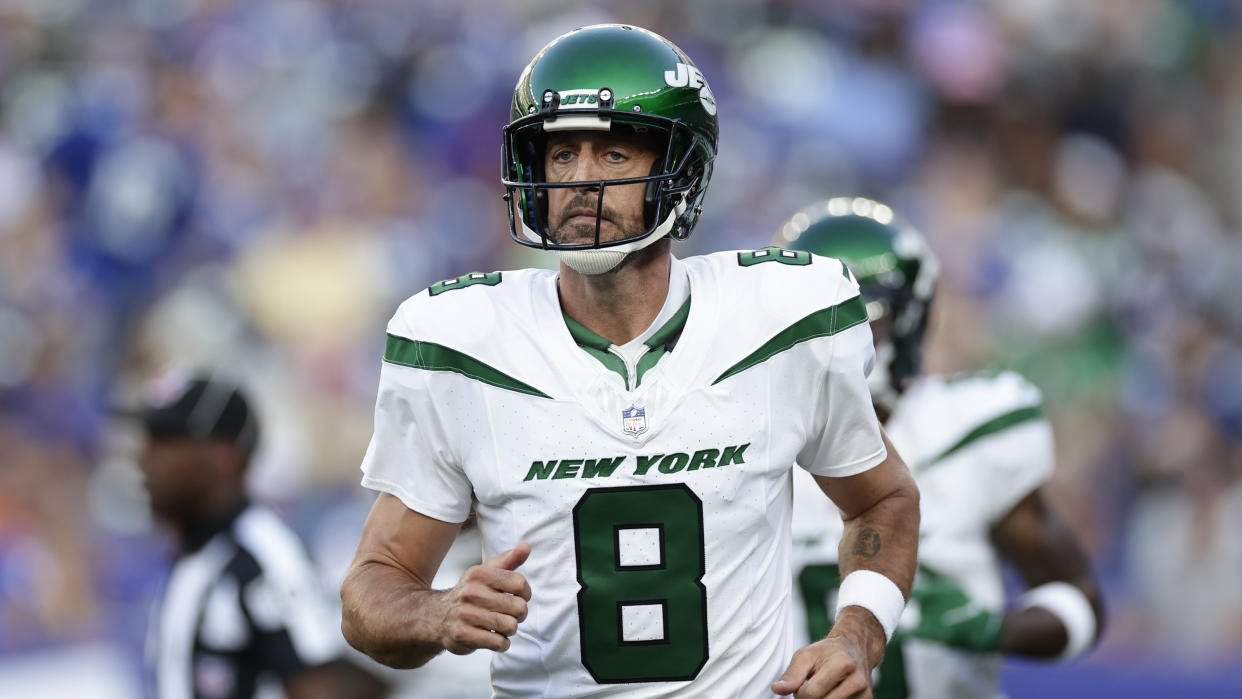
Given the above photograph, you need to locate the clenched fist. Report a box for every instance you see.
[436,542,533,654]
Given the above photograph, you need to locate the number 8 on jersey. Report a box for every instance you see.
[572,484,709,683]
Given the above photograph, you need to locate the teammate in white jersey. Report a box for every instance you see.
[341,25,921,698]
[776,198,1105,698]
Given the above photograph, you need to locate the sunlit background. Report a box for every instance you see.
[1,0,1240,696]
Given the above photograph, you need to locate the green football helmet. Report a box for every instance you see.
[774,197,938,407]
[502,24,719,274]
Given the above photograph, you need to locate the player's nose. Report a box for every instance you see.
[571,148,603,190]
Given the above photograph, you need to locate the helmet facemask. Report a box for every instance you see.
[860,281,932,411]
[502,24,718,274]
[503,101,710,273]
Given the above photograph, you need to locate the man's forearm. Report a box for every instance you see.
[837,480,919,595]
[341,559,447,669]
[832,478,920,662]
[991,491,1105,660]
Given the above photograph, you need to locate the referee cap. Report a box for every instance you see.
[117,368,260,458]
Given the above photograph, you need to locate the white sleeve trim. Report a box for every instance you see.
[799,442,887,479]
[360,473,470,525]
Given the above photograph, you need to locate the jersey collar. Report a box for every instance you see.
[561,258,692,389]
[563,295,691,352]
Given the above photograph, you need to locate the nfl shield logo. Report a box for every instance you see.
[621,405,648,436]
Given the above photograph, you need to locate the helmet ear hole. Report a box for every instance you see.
[642,161,662,230]
[522,133,550,240]
[640,124,678,230]
[533,189,549,232]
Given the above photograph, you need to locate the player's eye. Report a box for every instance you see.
[551,149,574,162]
[604,150,627,162]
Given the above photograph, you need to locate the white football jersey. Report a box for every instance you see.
[361,250,886,698]
[791,369,1054,699]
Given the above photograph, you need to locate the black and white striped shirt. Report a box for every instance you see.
[151,502,341,699]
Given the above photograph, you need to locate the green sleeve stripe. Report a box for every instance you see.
[383,334,551,399]
[929,404,1044,465]
[712,295,868,385]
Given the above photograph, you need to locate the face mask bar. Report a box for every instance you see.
[859,279,930,396]
[501,113,703,251]
[504,174,674,251]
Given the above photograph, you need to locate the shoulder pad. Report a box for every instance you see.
[381,268,561,398]
[932,369,1044,416]
[679,250,866,385]
[901,369,1047,468]
[686,249,860,323]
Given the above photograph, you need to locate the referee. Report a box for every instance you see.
[122,371,387,699]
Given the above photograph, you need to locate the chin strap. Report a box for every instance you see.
[557,220,670,274]
[524,198,685,276]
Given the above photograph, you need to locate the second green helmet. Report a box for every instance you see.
[775,197,938,406]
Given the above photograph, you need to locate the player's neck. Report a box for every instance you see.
[558,241,671,346]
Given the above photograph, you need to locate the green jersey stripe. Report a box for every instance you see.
[712,295,868,385]
[633,345,668,388]
[383,334,551,398]
[563,313,613,352]
[583,344,630,386]
[644,296,692,350]
[927,404,1044,466]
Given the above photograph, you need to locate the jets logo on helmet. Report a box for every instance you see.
[663,62,716,115]
[501,24,719,274]
[774,197,938,409]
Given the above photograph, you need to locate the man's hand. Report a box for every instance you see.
[772,607,886,698]
[436,542,533,654]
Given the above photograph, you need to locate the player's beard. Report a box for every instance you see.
[548,192,660,276]
[549,194,640,247]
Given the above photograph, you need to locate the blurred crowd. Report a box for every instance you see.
[1,0,1240,691]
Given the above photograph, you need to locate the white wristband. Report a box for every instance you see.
[1017,581,1097,661]
[835,570,906,642]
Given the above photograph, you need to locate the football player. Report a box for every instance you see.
[777,197,1105,697]
[341,25,920,698]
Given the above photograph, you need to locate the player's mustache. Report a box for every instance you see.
[556,194,618,225]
